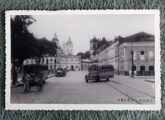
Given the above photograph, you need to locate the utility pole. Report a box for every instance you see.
[131,38,134,77]
[131,51,134,77]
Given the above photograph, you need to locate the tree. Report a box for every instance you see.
[11,15,57,65]
[89,36,109,55]
[38,38,57,56]
[77,51,90,59]
[11,15,36,65]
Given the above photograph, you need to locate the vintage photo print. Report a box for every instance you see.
[5,10,161,110]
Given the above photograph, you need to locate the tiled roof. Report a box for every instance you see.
[96,32,154,53]
[119,32,154,44]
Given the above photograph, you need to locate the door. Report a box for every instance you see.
[149,66,154,75]
[140,66,145,75]
[71,65,74,71]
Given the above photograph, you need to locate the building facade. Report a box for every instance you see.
[118,41,154,75]
[60,55,81,71]
[81,59,91,71]
[62,37,73,55]
[23,35,81,73]
[90,32,155,76]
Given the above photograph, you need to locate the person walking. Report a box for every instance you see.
[12,67,18,85]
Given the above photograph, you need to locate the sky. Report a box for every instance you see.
[27,14,155,55]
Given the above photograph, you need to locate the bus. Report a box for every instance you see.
[85,64,114,82]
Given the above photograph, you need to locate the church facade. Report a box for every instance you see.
[23,34,81,73]
[45,34,81,72]
[62,37,73,55]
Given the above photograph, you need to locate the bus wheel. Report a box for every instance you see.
[86,79,88,83]
[23,81,30,93]
[96,77,100,82]
[106,78,109,81]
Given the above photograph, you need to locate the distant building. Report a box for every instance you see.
[81,59,91,71]
[60,55,81,71]
[23,34,81,73]
[62,37,73,55]
[52,33,63,56]
[90,32,155,76]
[44,35,80,72]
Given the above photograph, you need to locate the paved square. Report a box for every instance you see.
[11,71,155,104]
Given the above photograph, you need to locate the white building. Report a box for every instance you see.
[90,32,155,76]
[23,35,81,72]
[44,35,81,72]
[62,37,73,55]
[60,55,81,71]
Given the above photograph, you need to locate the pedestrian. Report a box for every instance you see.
[134,70,137,76]
[129,70,131,76]
[12,67,18,85]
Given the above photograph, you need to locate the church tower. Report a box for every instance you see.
[62,37,73,55]
[52,33,61,56]
[52,33,60,47]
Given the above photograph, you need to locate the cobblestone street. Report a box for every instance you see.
[11,71,155,104]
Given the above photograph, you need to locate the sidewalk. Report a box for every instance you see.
[48,73,55,78]
[11,73,56,88]
[114,75,155,81]
[11,77,23,88]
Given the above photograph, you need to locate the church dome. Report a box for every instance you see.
[66,37,73,45]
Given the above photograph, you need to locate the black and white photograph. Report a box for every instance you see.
[5,10,160,110]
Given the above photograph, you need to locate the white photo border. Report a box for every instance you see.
[5,10,161,110]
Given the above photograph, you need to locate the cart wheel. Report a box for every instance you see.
[23,81,30,93]
[43,80,46,84]
[37,83,44,92]
[36,79,44,92]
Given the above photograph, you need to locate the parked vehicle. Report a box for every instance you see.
[85,64,114,82]
[98,65,114,80]
[22,64,48,93]
[55,67,67,77]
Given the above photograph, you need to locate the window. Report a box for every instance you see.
[131,66,136,71]
[133,51,137,60]
[42,58,44,63]
[140,51,144,55]
[130,51,137,60]
[149,50,154,60]
[65,59,68,62]
[140,51,145,60]
[46,59,48,64]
